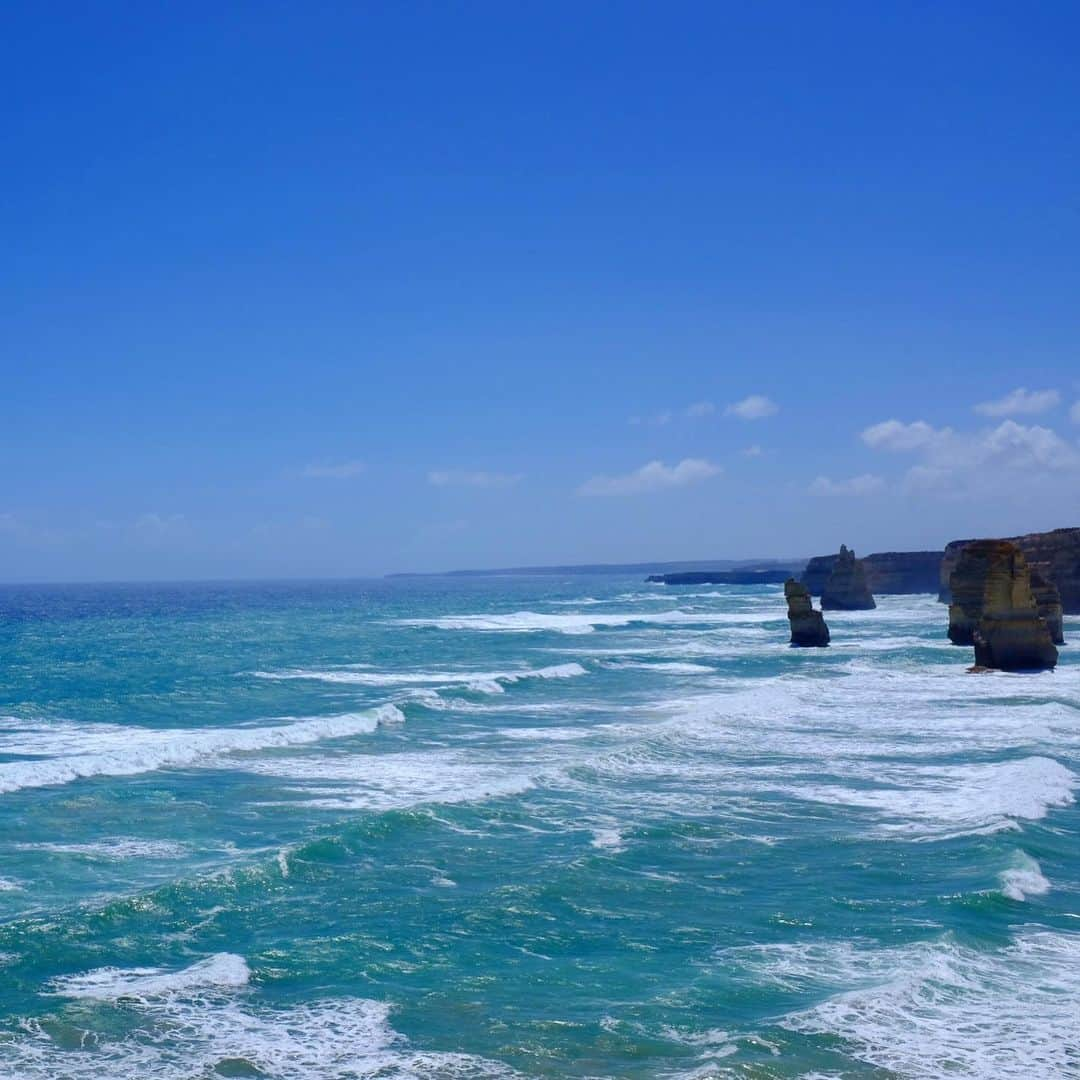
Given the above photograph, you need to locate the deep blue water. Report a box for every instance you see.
[0,577,1077,1078]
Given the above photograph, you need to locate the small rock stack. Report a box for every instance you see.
[821,545,876,611]
[784,579,830,646]
[947,540,1058,671]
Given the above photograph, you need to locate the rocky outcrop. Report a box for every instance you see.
[647,570,791,585]
[1030,571,1064,645]
[785,579,830,646]
[801,554,838,597]
[947,540,1057,670]
[941,527,1080,612]
[803,550,942,596]
[821,546,876,610]
[861,551,942,594]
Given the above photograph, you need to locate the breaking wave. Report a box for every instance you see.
[0,706,403,796]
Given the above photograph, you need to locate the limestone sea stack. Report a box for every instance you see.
[802,550,941,596]
[940,527,1080,612]
[820,546,876,610]
[947,540,1058,670]
[785,579,830,646]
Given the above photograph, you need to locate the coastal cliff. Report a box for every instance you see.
[941,527,1080,613]
[1030,571,1065,645]
[948,540,1058,670]
[803,550,942,596]
[821,546,876,611]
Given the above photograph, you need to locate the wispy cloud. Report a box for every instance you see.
[428,470,523,489]
[741,444,763,458]
[1070,400,1080,424]
[578,458,722,497]
[630,401,716,426]
[724,395,778,420]
[808,474,885,497]
[973,387,1060,417]
[861,419,953,452]
[298,460,366,479]
[861,415,1080,496]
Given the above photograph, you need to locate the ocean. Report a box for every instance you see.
[0,576,1076,1078]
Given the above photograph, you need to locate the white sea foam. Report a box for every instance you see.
[779,756,1077,837]
[396,610,778,634]
[5,956,516,1080]
[244,748,538,811]
[590,827,626,852]
[16,839,190,860]
[0,877,22,892]
[0,706,402,796]
[603,661,715,674]
[49,953,252,1000]
[252,661,587,689]
[999,853,1051,901]
[774,929,1080,1078]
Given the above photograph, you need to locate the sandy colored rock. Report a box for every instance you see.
[785,578,830,646]
[1030,570,1064,645]
[941,527,1080,613]
[947,540,1057,670]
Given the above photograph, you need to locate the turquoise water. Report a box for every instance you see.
[0,577,1077,1078]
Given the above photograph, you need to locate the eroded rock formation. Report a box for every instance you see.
[801,554,838,597]
[820,546,876,610]
[941,527,1080,612]
[1030,571,1064,645]
[803,550,941,596]
[947,540,1057,670]
[785,579,830,646]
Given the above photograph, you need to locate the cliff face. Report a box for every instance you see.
[941,527,1080,613]
[785,579,830,646]
[803,551,942,596]
[821,546,876,611]
[1030,571,1065,645]
[948,540,1058,670]
[801,554,837,597]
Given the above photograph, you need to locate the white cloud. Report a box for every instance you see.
[862,415,1080,496]
[741,444,763,457]
[808,474,885,497]
[428,470,523,489]
[578,458,722,497]
[724,395,778,420]
[685,401,716,418]
[1070,400,1080,424]
[973,387,1060,417]
[860,419,952,452]
[298,460,366,479]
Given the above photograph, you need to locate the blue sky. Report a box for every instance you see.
[3,2,1079,580]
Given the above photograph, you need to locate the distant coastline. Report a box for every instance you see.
[386,558,806,579]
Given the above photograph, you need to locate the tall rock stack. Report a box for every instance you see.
[941,527,1080,612]
[947,540,1058,670]
[821,545,876,610]
[784,579,830,646]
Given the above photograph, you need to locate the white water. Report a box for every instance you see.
[0,706,403,795]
